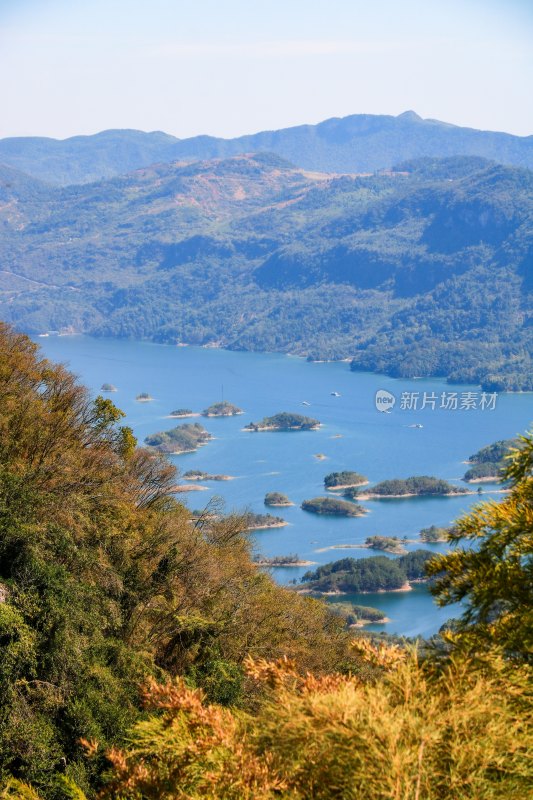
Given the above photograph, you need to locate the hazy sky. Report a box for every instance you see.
[0,0,532,140]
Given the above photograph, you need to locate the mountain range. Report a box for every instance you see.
[1,111,533,185]
[0,146,531,390]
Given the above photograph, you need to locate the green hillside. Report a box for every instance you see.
[0,153,531,389]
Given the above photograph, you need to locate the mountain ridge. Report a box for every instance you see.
[0,152,531,390]
[1,111,532,185]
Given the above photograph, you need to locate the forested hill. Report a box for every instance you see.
[0,153,532,389]
[1,111,533,185]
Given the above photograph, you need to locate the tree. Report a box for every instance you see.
[427,432,533,660]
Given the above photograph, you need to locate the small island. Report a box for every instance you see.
[324,471,368,490]
[253,553,314,567]
[169,408,197,418]
[136,392,154,402]
[327,601,388,627]
[299,550,434,595]
[301,497,367,517]
[245,412,320,431]
[463,438,515,482]
[183,470,234,481]
[245,512,288,531]
[100,383,117,392]
[364,535,408,555]
[264,492,293,507]
[170,484,208,493]
[419,525,451,543]
[144,423,212,454]
[202,401,243,417]
[356,476,470,499]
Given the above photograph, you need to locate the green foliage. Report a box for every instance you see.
[302,550,433,593]
[419,524,450,542]
[463,437,516,482]
[323,471,367,488]
[264,492,290,506]
[100,647,533,800]
[144,422,211,453]
[1,155,531,389]
[327,602,386,624]
[364,536,406,554]
[428,433,533,660]
[365,475,468,496]
[0,325,358,797]
[253,554,300,566]
[245,412,320,431]
[244,513,285,530]
[202,401,242,416]
[301,496,366,517]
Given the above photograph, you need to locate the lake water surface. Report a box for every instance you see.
[36,335,532,638]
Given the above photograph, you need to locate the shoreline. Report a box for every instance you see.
[171,484,208,493]
[350,616,391,628]
[357,490,472,500]
[246,521,289,531]
[244,424,321,432]
[38,333,532,395]
[464,476,502,484]
[314,541,417,554]
[326,480,369,491]
[302,503,369,518]
[298,581,413,596]
[254,559,316,567]
[184,474,234,481]
[203,411,244,417]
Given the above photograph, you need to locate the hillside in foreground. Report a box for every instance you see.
[0,325,531,799]
[0,153,531,389]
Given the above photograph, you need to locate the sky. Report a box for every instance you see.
[0,0,532,140]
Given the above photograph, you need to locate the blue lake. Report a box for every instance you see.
[36,335,532,638]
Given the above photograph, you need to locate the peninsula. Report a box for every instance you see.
[245,412,320,431]
[327,601,389,627]
[463,438,516,482]
[144,423,212,454]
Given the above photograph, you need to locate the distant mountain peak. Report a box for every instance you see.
[397,110,423,121]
